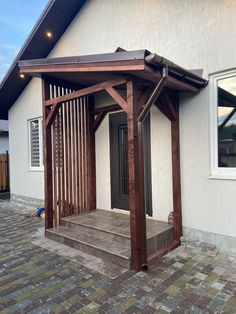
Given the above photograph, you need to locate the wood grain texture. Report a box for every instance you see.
[127,80,147,271]
[171,94,182,241]
[42,78,53,229]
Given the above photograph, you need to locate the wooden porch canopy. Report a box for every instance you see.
[19,49,208,271]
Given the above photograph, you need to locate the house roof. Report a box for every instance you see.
[19,49,208,93]
[0,0,86,120]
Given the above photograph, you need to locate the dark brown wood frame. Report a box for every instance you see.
[41,73,183,271]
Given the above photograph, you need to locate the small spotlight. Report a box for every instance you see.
[19,74,25,79]
[46,31,53,39]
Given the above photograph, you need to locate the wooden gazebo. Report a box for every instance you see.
[19,49,207,271]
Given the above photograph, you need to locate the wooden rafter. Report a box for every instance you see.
[93,104,121,132]
[105,87,128,112]
[45,77,127,128]
[93,110,107,132]
[20,60,146,75]
[155,92,177,122]
[45,77,127,107]
[94,104,120,115]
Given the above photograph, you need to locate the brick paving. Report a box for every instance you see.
[1,201,236,313]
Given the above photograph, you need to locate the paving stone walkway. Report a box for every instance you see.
[1,200,236,313]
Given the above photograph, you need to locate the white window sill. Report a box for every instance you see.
[209,173,236,180]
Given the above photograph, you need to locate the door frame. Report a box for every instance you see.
[109,111,153,216]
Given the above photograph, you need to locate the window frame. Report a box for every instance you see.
[28,117,44,171]
[210,69,236,180]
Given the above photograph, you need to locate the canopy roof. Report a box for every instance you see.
[19,49,208,93]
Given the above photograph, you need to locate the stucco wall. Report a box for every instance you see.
[0,136,9,154]
[9,78,44,201]
[150,107,173,221]
[9,0,236,242]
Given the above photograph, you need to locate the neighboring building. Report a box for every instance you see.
[1,0,236,268]
[0,120,9,154]
[0,131,9,154]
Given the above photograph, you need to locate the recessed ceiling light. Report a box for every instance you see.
[19,74,25,79]
[46,31,53,39]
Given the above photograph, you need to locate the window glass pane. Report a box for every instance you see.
[217,76,236,167]
[30,119,40,167]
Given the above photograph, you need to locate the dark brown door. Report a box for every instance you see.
[110,112,129,210]
[109,111,153,215]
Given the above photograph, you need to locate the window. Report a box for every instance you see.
[28,117,43,170]
[210,70,236,179]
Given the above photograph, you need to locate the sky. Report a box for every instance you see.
[0,0,48,82]
[0,0,48,126]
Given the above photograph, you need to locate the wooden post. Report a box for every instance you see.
[42,78,53,229]
[127,80,147,271]
[86,96,96,210]
[171,95,182,241]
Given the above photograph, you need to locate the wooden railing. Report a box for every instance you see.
[0,152,9,191]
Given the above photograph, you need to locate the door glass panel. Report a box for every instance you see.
[118,125,128,196]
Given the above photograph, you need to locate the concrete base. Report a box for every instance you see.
[183,227,236,256]
[11,193,44,208]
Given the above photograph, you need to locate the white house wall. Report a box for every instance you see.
[9,78,44,205]
[9,0,236,250]
[150,106,173,222]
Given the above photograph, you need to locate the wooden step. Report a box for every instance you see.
[60,210,174,256]
[60,215,130,247]
[46,226,130,268]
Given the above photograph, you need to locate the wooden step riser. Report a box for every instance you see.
[60,219,131,247]
[60,219,174,257]
[46,230,130,269]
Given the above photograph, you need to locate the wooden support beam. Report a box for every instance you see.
[93,104,122,132]
[93,110,107,132]
[45,77,127,128]
[86,96,96,210]
[171,95,182,241]
[155,93,177,122]
[45,77,127,107]
[94,104,120,115]
[127,80,147,271]
[138,67,168,122]
[137,86,155,114]
[42,78,53,230]
[105,87,128,113]
[20,60,145,75]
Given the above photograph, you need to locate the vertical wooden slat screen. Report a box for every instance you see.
[49,82,91,226]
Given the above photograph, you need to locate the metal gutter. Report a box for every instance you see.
[145,53,208,88]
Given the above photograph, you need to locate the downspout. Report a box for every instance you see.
[137,66,168,122]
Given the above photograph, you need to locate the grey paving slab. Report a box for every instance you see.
[1,200,236,313]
